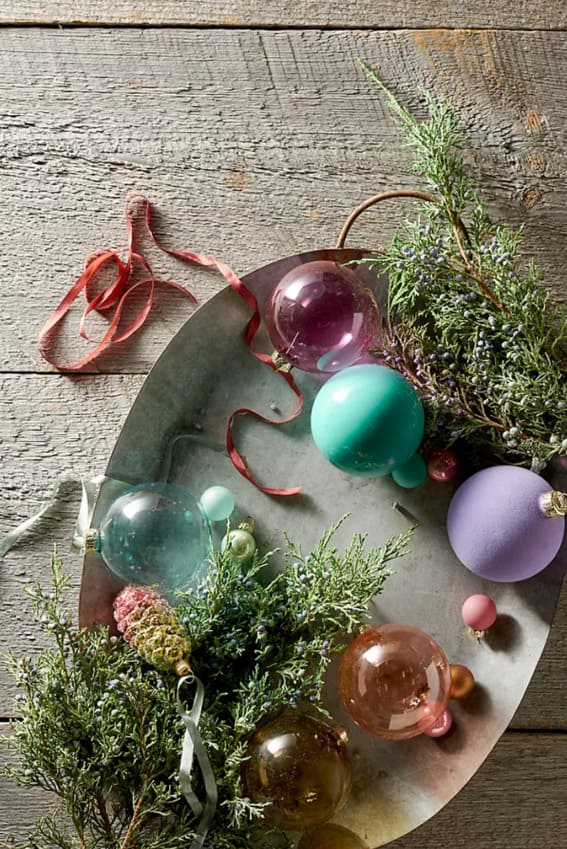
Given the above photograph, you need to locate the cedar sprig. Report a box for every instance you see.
[359,62,567,471]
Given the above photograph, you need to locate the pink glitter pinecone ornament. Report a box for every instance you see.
[113,585,191,676]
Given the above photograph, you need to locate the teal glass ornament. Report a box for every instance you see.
[392,453,427,489]
[310,364,424,476]
[92,482,212,591]
[199,485,235,522]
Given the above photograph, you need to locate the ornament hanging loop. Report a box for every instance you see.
[335,189,441,250]
[336,189,506,311]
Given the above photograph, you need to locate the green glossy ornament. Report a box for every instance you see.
[310,364,424,476]
[241,712,352,830]
[392,453,427,489]
[298,824,369,849]
[221,523,257,564]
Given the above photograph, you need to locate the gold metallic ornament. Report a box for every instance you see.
[449,664,476,700]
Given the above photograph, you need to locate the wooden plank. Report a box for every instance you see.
[0,373,144,713]
[3,1,567,30]
[0,372,566,727]
[1,722,565,848]
[0,27,566,373]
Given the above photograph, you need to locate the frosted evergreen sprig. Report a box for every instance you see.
[359,62,567,471]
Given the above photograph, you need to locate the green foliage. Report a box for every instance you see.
[3,522,411,849]
[360,62,567,471]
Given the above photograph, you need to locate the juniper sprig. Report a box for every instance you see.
[3,519,411,849]
[360,62,567,471]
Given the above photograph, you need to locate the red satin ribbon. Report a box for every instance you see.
[38,194,302,495]
[224,298,303,495]
[38,195,198,371]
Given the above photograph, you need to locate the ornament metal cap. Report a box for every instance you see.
[84,528,100,554]
[175,659,191,677]
[539,490,567,518]
[270,350,293,372]
[238,517,256,534]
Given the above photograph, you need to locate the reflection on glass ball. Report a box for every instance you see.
[97,482,212,591]
[298,824,369,849]
[241,712,352,830]
[338,625,451,740]
[264,260,378,373]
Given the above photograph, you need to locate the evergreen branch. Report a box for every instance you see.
[359,63,567,471]
[3,521,409,849]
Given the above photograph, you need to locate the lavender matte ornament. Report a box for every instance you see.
[447,466,566,582]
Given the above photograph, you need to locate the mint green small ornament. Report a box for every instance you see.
[199,485,235,522]
[310,364,424,477]
[392,453,427,489]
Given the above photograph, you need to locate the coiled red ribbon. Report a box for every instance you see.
[38,195,301,495]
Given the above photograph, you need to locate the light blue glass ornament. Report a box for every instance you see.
[310,364,424,476]
[92,482,212,591]
[199,485,236,522]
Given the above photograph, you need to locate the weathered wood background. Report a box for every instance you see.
[0,4,566,847]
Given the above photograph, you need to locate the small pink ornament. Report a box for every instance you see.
[427,447,459,483]
[461,594,497,632]
[423,708,453,738]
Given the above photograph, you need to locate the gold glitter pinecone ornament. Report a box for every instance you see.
[113,585,191,676]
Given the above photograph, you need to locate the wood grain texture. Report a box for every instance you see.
[1,27,566,373]
[0,20,566,848]
[3,1,567,29]
[0,373,144,712]
[1,722,565,848]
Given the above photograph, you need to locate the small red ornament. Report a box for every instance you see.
[427,447,459,483]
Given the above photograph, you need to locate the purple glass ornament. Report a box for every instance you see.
[447,466,565,582]
[264,260,378,373]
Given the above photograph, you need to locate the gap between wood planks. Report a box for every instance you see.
[1,22,567,34]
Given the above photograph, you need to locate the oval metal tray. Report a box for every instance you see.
[79,248,567,848]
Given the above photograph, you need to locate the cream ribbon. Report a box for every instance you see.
[0,475,106,558]
[177,675,218,847]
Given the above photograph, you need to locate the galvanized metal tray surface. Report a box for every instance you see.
[79,248,567,848]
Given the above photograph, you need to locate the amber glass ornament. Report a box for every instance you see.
[338,624,451,740]
[449,664,476,700]
[298,824,369,849]
[241,712,352,830]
